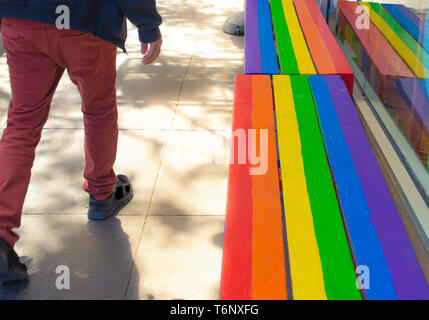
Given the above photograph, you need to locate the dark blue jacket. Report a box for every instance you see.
[0,0,162,50]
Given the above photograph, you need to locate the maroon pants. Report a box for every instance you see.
[0,18,119,247]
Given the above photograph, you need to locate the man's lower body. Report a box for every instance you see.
[0,18,132,282]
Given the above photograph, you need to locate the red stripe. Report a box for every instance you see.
[220,75,254,299]
[304,0,353,75]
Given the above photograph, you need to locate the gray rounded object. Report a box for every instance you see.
[222,11,244,36]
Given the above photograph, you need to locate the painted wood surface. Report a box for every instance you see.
[310,75,396,299]
[274,75,360,300]
[273,75,325,299]
[222,74,429,300]
[294,0,354,94]
[220,75,254,300]
[270,0,316,74]
[245,0,279,74]
[221,75,287,300]
[322,75,429,300]
[251,75,287,299]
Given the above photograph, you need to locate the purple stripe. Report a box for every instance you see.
[245,0,262,74]
[396,4,423,33]
[326,76,429,300]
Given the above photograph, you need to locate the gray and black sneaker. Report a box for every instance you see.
[0,237,28,284]
[87,174,133,220]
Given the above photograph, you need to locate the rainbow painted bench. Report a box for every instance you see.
[220,74,429,300]
[245,0,354,95]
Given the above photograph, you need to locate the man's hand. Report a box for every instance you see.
[141,38,162,65]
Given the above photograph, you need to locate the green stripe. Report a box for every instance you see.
[290,75,361,300]
[270,0,299,74]
[370,2,429,70]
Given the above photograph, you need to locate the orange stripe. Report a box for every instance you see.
[294,0,336,74]
[251,75,288,300]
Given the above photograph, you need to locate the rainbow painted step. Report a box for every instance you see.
[244,0,354,95]
[220,74,429,300]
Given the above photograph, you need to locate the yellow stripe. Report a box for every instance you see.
[361,3,426,78]
[273,75,326,299]
[282,0,316,74]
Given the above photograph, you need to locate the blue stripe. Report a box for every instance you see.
[308,75,397,300]
[383,4,420,41]
[383,3,429,52]
[257,0,279,74]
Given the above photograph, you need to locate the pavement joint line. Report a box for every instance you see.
[123,7,202,298]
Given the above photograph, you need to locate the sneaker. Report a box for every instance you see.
[0,237,28,284]
[87,175,133,220]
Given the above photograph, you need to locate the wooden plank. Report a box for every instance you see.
[270,0,316,74]
[281,0,315,74]
[338,1,414,79]
[289,75,361,300]
[273,75,325,299]
[324,75,429,300]
[270,0,299,74]
[245,0,262,74]
[309,75,397,299]
[294,0,353,94]
[220,75,253,300]
[251,75,287,299]
[361,2,428,78]
[257,0,279,74]
[245,0,279,74]
[293,0,335,73]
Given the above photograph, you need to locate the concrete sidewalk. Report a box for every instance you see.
[0,0,243,300]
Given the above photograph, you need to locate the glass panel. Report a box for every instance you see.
[328,0,429,200]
